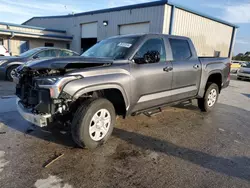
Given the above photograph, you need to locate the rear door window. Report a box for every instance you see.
[169,39,192,61]
[59,50,75,57]
[36,50,57,58]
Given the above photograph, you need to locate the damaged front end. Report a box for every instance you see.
[15,67,82,127]
[14,57,112,127]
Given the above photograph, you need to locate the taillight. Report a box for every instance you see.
[227,62,231,80]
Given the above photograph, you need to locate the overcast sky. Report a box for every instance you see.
[0,0,249,55]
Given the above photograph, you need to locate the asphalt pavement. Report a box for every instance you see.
[0,75,250,188]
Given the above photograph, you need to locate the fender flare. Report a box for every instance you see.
[198,70,223,98]
[6,62,24,69]
[72,84,130,110]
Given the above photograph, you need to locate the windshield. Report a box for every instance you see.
[81,36,139,59]
[18,48,41,58]
[242,62,250,68]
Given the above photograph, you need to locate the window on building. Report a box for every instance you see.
[214,50,221,57]
[44,42,54,47]
[134,38,166,64]
[169,39,192,61]
[35,50,57,58]
[0,38,3,45]
[66,43,70,49]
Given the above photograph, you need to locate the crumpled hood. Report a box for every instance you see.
[22,56,113,70]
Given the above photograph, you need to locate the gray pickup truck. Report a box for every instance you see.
[14,34,231,149]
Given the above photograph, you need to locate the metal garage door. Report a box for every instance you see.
[81,22,98,38]
[119,22,150,35]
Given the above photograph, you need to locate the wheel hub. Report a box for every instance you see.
[207,89,217,107]
[89,109,111,141]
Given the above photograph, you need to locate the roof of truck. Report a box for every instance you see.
[110,33,190,40]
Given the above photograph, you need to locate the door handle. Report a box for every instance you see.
[163,66,173,72]
[193,64,200,69]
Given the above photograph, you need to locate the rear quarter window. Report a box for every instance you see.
[169,39,192,61]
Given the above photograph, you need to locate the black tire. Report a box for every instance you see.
[6,65,18,81]
[198,83,219,112]
[237,77,241,80]
[71,98,116,149]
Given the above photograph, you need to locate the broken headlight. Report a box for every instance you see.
[36,75,82,98]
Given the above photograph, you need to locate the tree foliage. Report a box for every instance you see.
[233,52,250,61]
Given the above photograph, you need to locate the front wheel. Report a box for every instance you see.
[198,83,219,112]
[6,65,18,81]
[71,98,116,149]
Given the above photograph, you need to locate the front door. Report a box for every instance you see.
[130,37,173,112]
[168,38,202,101]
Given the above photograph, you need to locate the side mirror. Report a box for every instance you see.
[143,51,160,64]
[33,55,39,59]
[133,51,161,64]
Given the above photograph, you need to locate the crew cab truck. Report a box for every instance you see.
[14,34,231,149]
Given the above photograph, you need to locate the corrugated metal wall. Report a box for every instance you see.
[162,5,172,34]
[10,39,20,55]
[25,5,166,53]
[172,8,233,57]
[29,38,66,49]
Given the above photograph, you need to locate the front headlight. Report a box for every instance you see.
[0,60,7,66]
[36,75,82,98]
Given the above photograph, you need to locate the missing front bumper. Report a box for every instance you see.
[16,98,51,127]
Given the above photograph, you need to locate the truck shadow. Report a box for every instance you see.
[0,110,76,147]
[113,127,250,181]
[1,101,250,182]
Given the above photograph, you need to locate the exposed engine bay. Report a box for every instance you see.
[15,58,112,124]
[16,68,66,115]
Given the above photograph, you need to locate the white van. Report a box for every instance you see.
[0,45,10,56]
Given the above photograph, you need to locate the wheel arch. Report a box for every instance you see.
[206,72,222,92]
[73,84,129,116]
[198,70,223,98]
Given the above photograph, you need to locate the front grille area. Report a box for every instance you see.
[16,74,37,106]
[16,74,52,113]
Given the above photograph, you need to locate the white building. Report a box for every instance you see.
[0,22,73,56]
[23,0,238,57]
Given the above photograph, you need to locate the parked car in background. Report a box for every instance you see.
[0,47,79,81]
[237,62,250,80]
[14,34,231,149]
[231,61,241,73]
[0,45,10,56]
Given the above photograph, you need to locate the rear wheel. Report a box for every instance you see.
[6,65,19,81]
[198,83,219,112]
[71,98,116,149]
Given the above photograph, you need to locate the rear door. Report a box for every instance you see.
[168,38,201,101]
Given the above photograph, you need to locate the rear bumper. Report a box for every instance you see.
[16,98,51,127]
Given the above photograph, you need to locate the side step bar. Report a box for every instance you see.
[143,108,162,117]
